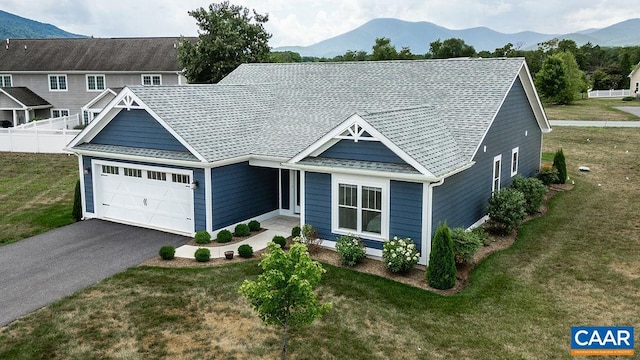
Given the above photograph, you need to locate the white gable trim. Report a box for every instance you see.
[0,88,28,109]
[67,88,207,163]
[82,88,117,110]
[289,113,434,177]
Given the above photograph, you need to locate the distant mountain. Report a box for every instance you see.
[274,18,640,58]
[0,10,85,39]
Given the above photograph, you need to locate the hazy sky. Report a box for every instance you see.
[3,0,639,47]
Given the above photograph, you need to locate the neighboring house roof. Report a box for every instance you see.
[0,37,193,72]
[70,58,550,178]
[629,62,640,78]
[0,87,51,107]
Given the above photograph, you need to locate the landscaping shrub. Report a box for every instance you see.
[194,230,211,244]
[72,179,82,221]
[300,224,320,253]
[552,148,567,184]
[248,220,261,232]
[536,164,560,185]
[427,223,456,290]
[272,235,287,249]
[487,188,527,235]
[235,223,251,237]
[194,248,210,262]
[472,226,492,246]
[159,245,175,260]
[382,236,420,273]
[335,234,366,267]
[291,226,301,237]
[622,96,635,101]
[511,175,547,214]
[451,227,483,265]
[217,229,233,243]
[238,244,254,258]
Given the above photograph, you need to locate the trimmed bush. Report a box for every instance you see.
[511,175,547,214]
[335,234,366,267]
[487,188,527,235]
[272,235,287,249]
[238,244,254,258]
[382,236,420,273]
[194,230,211,244]
[72,179,82,221]
[622,96,636,101]
[552,148,567,184]
[536,165,560,186]
[291,226,301,237]
[427,223,456,290]
[451,228,483,265]
[248,220,261,232]
[159,245,175,260]
[235,223,251,237]
[216,229,233,243]
[194,248,210,262]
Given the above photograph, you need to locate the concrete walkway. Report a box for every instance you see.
[550,120,640,127]
[175,216,300,259]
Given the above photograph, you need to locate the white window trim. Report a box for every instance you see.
[492,154,502,193]
[51,109,70,118]
[86,74,106,92]
[48,74,68,91]
[331,174,389,240]
[141,74,162,86]
[511,147,519,177]
[0,74,12,87]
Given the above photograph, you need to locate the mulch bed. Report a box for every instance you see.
[142,183,573,295]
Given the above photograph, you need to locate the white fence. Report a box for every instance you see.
[0,114,81,153]
[587,89,631,98]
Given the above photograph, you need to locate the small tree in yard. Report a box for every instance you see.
[427,223,456,290]
[552,148,567,184]
[72,179,82,221]
[239,242,332,360]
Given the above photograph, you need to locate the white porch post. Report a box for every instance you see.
[205,167,213,233]
[12,109,17,127]
[299,170,305,227]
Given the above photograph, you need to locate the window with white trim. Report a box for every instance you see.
[492,155,502,193]
[511,147,519,177]
[48,75,67,91]
[86,74,105,91]
[333,176,388,237]
[51,109,69,118]
[172,173,190,184]
[142,74,162,86]
[102,165,119,175]
[0,75,12,87]
[147,171,167,181]
[124,168,142,177]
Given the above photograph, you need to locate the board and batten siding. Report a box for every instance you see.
[81,156,206,232]
[431,77,542,230]
[90,109,187,151]
[319,139,406,164]
[211,162,279,230]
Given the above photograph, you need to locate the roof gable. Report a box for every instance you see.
[0,87,51,108]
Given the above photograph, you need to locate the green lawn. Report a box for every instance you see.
[0,128,638,359]
[0,153,78,245]
[544,97,640,121]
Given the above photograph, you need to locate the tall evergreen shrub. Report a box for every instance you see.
[552,148,567,184]
[427,223,456,290]
[72,179,82,221]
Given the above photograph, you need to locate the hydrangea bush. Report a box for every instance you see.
[382,236,420,273]
[335,234,366,267]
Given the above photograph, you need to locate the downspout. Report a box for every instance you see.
[422,177,445,266]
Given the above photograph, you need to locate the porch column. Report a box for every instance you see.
[12,109,17,127]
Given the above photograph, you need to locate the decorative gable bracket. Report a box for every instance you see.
[336,123,378,143]
[114,93,143,111]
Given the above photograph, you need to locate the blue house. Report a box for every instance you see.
[66,58,551,265]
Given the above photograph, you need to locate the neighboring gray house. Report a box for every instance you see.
[66,58,551,265]
[0,87,51,127]
[0,37,189,126]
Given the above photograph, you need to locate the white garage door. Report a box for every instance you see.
[95,161,194,234]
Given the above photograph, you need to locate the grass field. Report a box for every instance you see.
[0,127,638,359]
[0,153,78,245]
[544,97,640,121]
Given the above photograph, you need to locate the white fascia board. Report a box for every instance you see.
[283,162,440,183]
[289,113,363,163]
[249,156,291,169]
[67,147,205,169]
[82,88,117,110]
[519,62,551,133]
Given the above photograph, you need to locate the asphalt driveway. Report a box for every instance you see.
[0,219,189,327]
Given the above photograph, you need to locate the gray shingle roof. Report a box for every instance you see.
[0,37,193,72]
[298,157,421,175]
[95,58,527,177]
[75,143,198,162]
[1,87,51,107]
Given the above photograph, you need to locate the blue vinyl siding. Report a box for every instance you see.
[390,181,423,251]
[91,109,188,152]
[320,139,406,164]
[304,172,332,241]
[82,156,94,213]
[432,77,542,230]
[281,169,290,210]
[212,162,279,229]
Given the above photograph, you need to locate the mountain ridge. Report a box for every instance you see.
[0,10,85,39]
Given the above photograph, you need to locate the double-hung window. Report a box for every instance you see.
[51,109,69,118]
[333,176,388,238]
[492,155,502,193]
[49,75,67,91]
[511,147,519,177]
[86,74,105,91]
[142,74,162,86]
[0,75,12,87]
